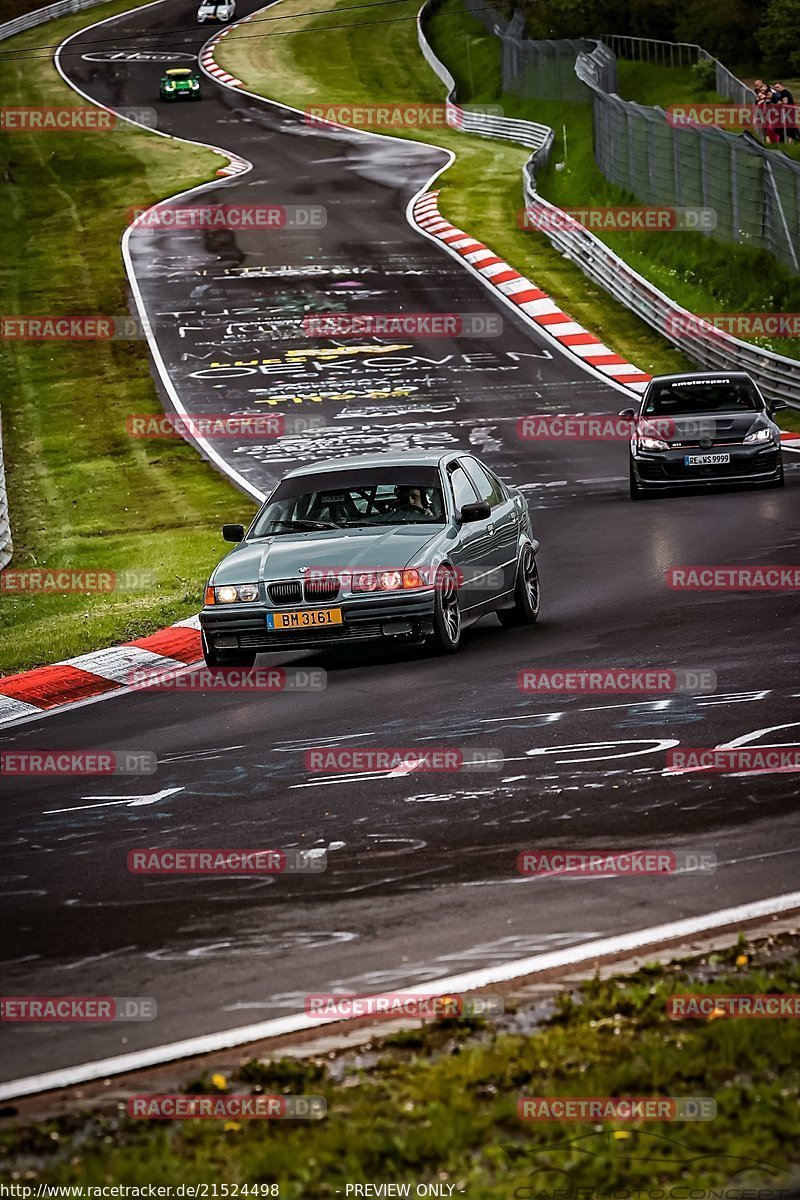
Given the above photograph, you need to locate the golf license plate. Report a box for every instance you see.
[267,608,343,631]
[684,453,731,466]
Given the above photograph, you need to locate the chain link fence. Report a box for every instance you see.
[575,41,800,273]
[480,14,800,274]
[503,37,595,103]
[417,0,553,154]
[463,0,519,36]
[600,34,754,108]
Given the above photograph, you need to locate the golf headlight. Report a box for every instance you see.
[744,427,773,444]
[164,82,175,90]
[639,434,669,451]
[190,80,199,88]
[215,583,259,603]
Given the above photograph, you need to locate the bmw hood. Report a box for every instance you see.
[211,526,442,585]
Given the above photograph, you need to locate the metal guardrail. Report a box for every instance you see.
[417,0,553,157]
[521,178,800,407]
[417,3,800,407]
[0,0,107,42]
[0,0,115,569]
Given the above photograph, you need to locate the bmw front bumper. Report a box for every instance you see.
[200,591,438,652]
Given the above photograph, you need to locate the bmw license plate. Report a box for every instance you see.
[267,608,343,630]
[684,453,731,466]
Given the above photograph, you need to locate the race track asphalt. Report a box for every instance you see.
[1,0,798,1084]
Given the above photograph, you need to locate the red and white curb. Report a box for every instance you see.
[214,155,250,177]
[198,28,252,175]
[411,192,800,442]
[200,24,243,90]
[412,191,653,394]
[0,617,202,728]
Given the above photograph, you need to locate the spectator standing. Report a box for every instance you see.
[755,84,781,142]
[779,95,800,143]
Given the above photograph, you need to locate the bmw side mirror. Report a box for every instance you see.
[618,408,637,421]
[222,523,245,542]
[769,399,788,413]
[460,501,491,523]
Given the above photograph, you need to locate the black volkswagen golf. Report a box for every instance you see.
[620,371,787,499]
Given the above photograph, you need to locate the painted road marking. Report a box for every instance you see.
[44,787,184,815]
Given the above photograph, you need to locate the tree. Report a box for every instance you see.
[757,0,800,74]
[676,0,759,66]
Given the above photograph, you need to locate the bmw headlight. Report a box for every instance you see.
[211,583,259,604]
[164,82,175,90]
[352,573,378,592]
[744,427,774,444]
[353,570,426,592]
[190,80,199,89]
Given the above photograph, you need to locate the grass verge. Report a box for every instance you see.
[218,0,800,430]
[2,930,799,1188]
[0,0,257,676]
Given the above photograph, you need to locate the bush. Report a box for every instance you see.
[691,58,718,89]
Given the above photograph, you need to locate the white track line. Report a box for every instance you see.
[3,890,799,1100]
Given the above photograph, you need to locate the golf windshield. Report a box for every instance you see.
[252,469,446,534]
[643,379,762,416]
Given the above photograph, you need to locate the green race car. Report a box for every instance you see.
[159,67,202,101]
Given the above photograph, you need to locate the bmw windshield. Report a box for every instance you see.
[251,469,447,536]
